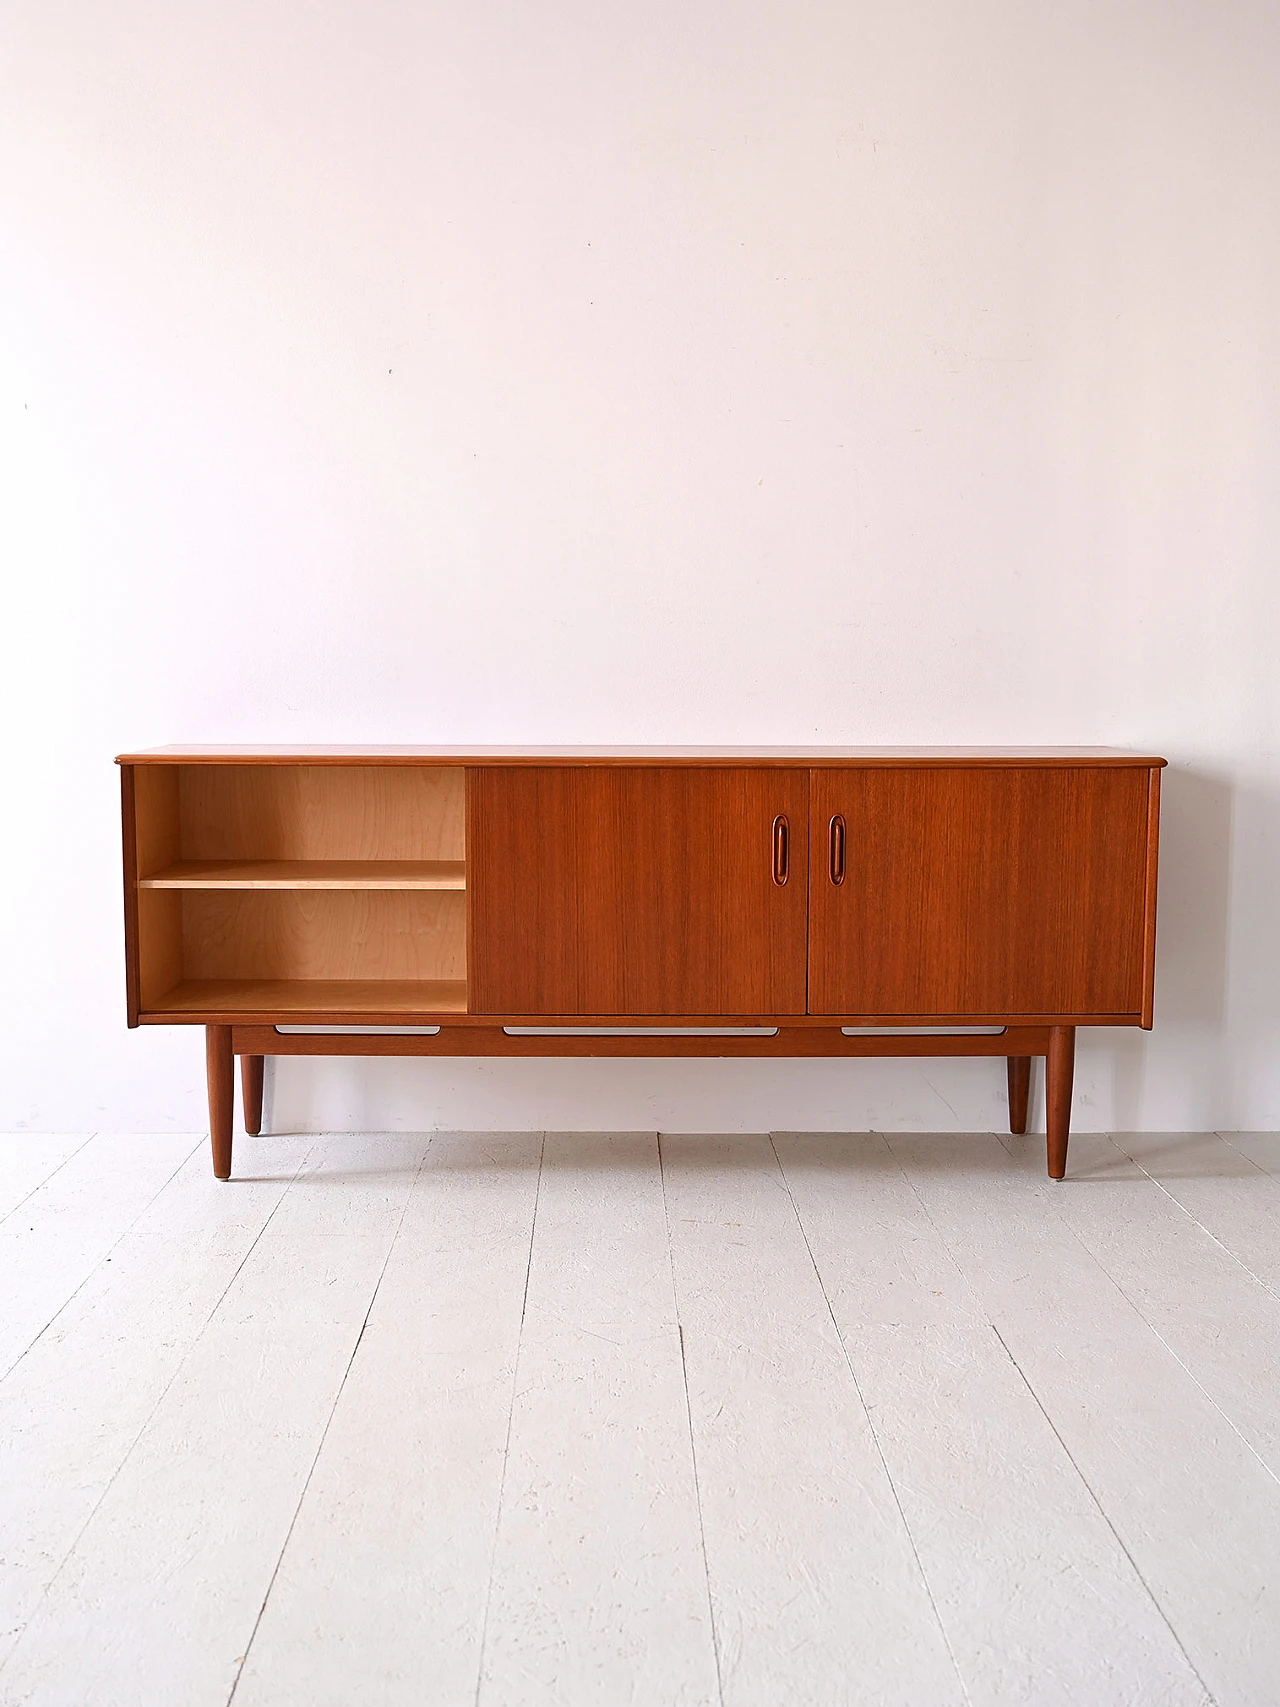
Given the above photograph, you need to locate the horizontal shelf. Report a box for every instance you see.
[139,860,466,891]
[147,979,469,1016]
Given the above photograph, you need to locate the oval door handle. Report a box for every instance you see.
[772,815,790,885]
[829,814,846,885]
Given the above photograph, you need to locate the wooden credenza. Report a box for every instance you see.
[118,746,1165,1180]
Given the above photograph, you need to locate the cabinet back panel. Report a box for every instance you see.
[180,890,466,982]
[177,767,465,861]
[808,766,1152,1017]
[468,766,809,1016]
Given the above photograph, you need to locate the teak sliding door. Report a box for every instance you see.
[807,765,1155,1019]
[468,767,809,1015]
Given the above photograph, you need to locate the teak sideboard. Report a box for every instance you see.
[117,746,1166,1181]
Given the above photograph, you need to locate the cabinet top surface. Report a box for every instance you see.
[117,744,1167,767]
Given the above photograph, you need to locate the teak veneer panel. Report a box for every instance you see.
[808,765,1154,1018]
[140,859,466,890]
[227,1023,1055,1058]
[467,767,809,1016]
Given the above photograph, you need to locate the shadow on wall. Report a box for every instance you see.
[1108,764,1234,1130]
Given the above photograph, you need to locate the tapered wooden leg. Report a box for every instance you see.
[206,1025,234,1180]
[1046,1024,1076,1180]
[1006,1055,1031,1135]
[241,1055,264,1137]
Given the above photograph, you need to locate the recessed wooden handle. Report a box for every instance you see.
[772,815,789,885]
[829,814,846,886]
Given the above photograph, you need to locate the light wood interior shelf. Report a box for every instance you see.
[147,979,469,1016]
[139,859,466,890]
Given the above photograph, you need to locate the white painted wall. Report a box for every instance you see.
[2,0,1276,1136]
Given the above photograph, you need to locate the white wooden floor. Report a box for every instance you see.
[2,1128,1279,1707]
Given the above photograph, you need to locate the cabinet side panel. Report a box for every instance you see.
[1141,765,1161,1028]
[178,766,464,860]
[134,765,180,875]
[121,765,139,1026]
[808,766,1150,1017]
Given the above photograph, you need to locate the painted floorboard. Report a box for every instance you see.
[0,1134,425,1707]
[0,1136,312,1672]
[233,1134,543,1707]
[478,1133,719,1707]
[1109,1132,1280,1294]
[0,1133,199,1380]
[1220,1132,1280,1178]
[0,1135,94,1226]
[1003,1131,1280,1481]
[892,1131,1280,1707]
[662,1133,965,1707]
[1,1129,1278,1707]
[775,1131,1210,1707]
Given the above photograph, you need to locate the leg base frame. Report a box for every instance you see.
[241,1054,264,1136]
[204,1023,1080,1181]
[1046,1025,1076,1180]
[1006,1055,1031,1135]
[206,1025,234,1181]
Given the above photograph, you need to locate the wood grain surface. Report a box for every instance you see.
[180,889,466,983]
[140,859,466,890]
[176,765,464,860]
[129,764,184,1015]
[205,1026,233,1180]
[118,744,1168,767]
[807,766,1152,1017]
[1141,765,1162,1028]
[227,1024,1053,1058]
[151,979,469,1017]
[240,1054,264,1136]
[120,765,140,1027]
[467,766,810,1016]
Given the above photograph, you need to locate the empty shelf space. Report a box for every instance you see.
[139,860,467,891]
[145,979,469,1016]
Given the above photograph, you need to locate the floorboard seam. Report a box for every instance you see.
[224,1135,432,1707]
[471,1130,546,1707]
[658,1132,725,1707]
[1107,1135,1280,1304]
[0,1134,205,1385]
[0,1138,316,1687]
[769,1134,974,1707]
[1218,1132,1280,1180]
[877,1130,996,1325]
[1022,1136,1280,1490]
[887,1134,1216,1703]
[0,1132,99,1230]
[989,1323,1218,1706]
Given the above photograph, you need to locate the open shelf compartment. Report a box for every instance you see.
[131,765,467,1017]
